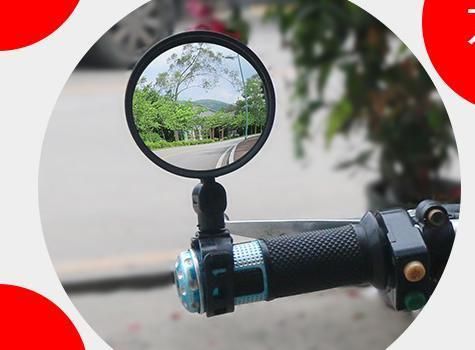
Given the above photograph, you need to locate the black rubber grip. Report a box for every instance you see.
[261,225,372,299]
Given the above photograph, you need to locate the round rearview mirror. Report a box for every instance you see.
[125,31,275,179]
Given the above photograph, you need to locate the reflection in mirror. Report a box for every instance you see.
[132,42,268,171]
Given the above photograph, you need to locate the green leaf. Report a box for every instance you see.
[317,63,332,94]
[427,109,444,131]
[325,99,353,145]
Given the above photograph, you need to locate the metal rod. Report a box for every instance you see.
[237,54,249,140]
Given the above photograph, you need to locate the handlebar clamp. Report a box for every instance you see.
[180,179,236,317]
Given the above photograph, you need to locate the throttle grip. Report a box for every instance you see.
[175,213,388,314]
[261,225,372,299]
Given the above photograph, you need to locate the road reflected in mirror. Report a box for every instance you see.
[132,42,268,171]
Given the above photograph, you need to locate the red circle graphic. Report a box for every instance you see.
[423,0,475,103]
[0,1,79,50]
[0,285,85,349]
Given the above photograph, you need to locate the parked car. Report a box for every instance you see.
[82,0,178,68]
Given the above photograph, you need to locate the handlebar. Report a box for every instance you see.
[174,201,458,317]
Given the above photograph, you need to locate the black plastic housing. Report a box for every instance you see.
[191,179,235,317]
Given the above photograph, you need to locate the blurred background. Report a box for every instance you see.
[39,1,460,349]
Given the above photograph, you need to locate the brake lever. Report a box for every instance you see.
[226,204,460,239]
[225,218,358,239]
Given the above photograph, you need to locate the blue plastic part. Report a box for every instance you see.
[174,249,203,314]
[233,240,268,305]
[174,240,268,313]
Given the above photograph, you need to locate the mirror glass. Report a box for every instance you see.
[131,41,270,172]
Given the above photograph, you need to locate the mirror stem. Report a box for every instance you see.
[192,178,228,236]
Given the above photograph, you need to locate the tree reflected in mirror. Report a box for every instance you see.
[132,42,268,171]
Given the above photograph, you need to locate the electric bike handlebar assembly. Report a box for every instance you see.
[175,189,457,317]
[122,31,459,319]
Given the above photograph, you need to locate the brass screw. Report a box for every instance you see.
[404,261,426,283]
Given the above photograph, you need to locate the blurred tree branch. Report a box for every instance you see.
[267,0,458,204]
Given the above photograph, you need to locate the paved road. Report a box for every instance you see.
[156,137,243,170]
[73,286,414,350]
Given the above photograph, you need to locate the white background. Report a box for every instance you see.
[0,0,473,348]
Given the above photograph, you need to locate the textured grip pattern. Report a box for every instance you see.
[263,225,371,299]
[233,241,268,305]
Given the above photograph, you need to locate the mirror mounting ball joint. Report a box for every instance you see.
[192,178,227,235]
